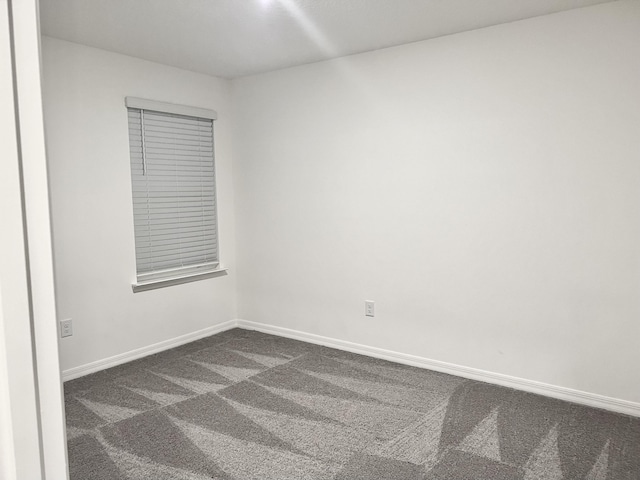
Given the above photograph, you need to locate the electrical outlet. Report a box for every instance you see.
[365,300,375,317]
[60,319,73,338]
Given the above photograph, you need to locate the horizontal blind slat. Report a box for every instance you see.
[135,237,217,250]
[142,115,211,128]
[133,164,214,172]
[136,244,217,259]
[132,180,215,188]
[143,110,212,124]
[137,248,217,263]
[134,207,216,217]
[137,256,217,273]
[142,127,211,139]
[134,218,216,229]
[134,224,215,237]
[130,138,212,149]
[134,231,217,243]
[136,249,218,264]
[135,236,216,250]
[133,172,214,180]
[132,196,215,204]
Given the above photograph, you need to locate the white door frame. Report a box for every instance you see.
[0,0,68,478]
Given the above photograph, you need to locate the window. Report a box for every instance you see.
[126,97,222,292]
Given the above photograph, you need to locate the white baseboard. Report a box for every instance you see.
[62,318,640,417]
[61,320,237,381]
[237,319,640,418]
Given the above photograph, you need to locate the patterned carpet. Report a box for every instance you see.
[64,328,640,479]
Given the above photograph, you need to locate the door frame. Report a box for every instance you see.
[0,0,68,478]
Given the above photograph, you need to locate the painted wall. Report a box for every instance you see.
[42,37,237,371]
[233,1,640,403]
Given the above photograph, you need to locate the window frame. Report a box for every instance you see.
[125,97,225,292]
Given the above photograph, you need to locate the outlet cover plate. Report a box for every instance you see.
[365,301,375,317]
[60,319,73,338]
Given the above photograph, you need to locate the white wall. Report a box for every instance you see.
[42,37,237,371]
[233,1,640,404]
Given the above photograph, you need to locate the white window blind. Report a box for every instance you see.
[126,99,219,284]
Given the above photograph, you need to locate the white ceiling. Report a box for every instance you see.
[40,0,617,79]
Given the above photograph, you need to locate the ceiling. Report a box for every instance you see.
[40,0,617,79]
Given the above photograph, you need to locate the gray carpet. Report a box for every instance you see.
[64,328,640,479]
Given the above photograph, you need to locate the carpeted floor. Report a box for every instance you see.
[64,328,639,479]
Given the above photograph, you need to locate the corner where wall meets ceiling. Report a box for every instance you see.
[39,0,618,78]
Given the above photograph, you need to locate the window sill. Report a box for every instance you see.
[132,267,228,293]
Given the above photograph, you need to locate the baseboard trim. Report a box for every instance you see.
[61,318,640,417]
[61,320,237,381]
[237,319,640,418]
